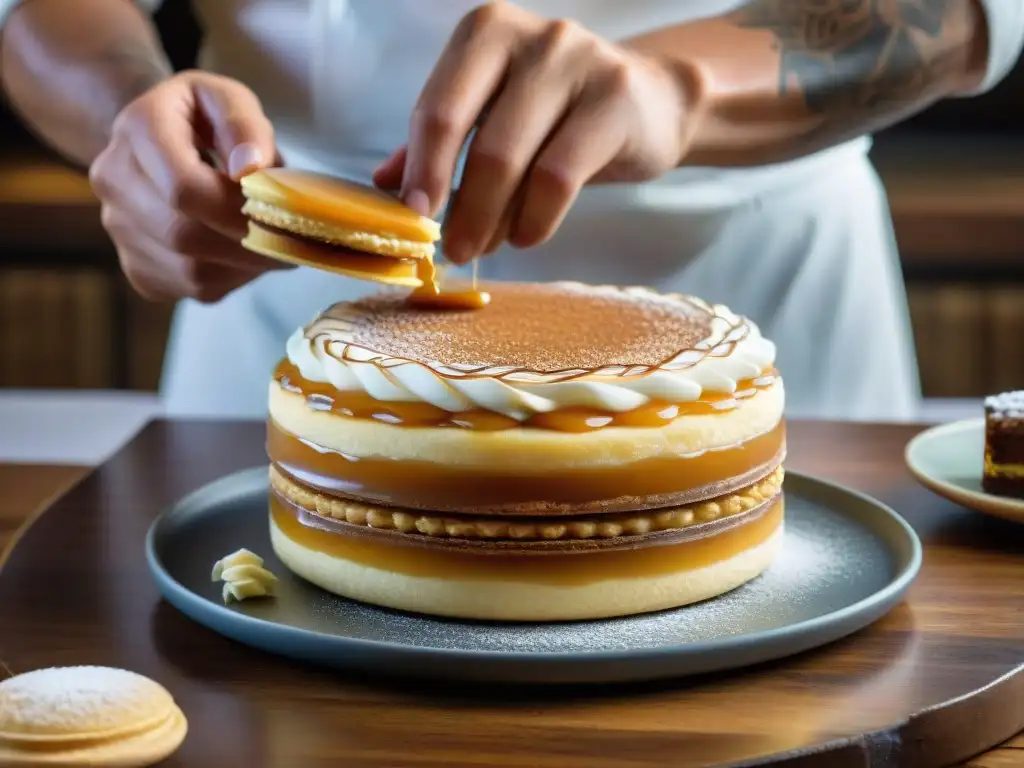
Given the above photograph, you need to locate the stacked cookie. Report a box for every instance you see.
[0,666,187,766]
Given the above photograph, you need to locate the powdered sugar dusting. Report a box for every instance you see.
[985,391,1024,419]
[291,494,895,653]
[283,282,776,419]
[0,666,172,737]
[160,481,903,663]
[337,282,713,371]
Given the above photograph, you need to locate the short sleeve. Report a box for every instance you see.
[960,0,1024,96]
[0,0,164,30]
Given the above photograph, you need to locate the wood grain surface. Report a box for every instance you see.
[0,421,1022,768]
[0,463,88,546]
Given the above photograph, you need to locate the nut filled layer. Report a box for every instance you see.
[269,463,785,542]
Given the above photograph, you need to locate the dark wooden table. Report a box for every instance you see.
[0,421,1022,768]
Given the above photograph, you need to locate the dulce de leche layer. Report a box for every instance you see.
[267,419,786,515]
[270,492,785,584]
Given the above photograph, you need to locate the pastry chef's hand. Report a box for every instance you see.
[373,2,692,264]
[90,71,286,303]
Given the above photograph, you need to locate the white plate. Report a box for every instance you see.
[905,418,1024,524]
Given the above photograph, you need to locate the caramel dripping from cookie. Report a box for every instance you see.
[245,220,489,309]
[407,256,491,310]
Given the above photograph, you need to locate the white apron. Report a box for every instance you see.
[160,0,922,421]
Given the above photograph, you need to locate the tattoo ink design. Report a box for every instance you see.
[101,42,173,94]
[732,0,961,113]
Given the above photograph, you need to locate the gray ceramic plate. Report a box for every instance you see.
[146,468,921,684]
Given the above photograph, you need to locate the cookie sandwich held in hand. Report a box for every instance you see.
[239,168,491,310]
[240,168,440,286]
[266,281,786,621]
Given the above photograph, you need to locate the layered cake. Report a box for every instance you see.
[983,391,1024,498]
[266,281,786,621]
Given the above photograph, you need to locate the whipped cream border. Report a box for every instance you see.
[284,282,778,421]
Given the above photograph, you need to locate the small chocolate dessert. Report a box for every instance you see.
[983,391,1024,498]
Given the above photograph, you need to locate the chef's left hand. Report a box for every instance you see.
[373,2,695,265]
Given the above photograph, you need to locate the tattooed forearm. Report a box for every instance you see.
[729,0,977,117]
[99,43,173,95]
[92,41,173,133]
[623,0,985,165]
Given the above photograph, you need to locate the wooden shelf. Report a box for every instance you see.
[872,135,1024,270]
[0,145,111,256]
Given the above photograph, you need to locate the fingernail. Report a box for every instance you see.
[404,188,430,216]
[228,143,264,180]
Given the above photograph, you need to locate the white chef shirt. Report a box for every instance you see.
[3,0,1021,420]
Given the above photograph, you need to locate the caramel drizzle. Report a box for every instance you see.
[406,257,491,311]
[277,363,777,431]
[304,290,753,385]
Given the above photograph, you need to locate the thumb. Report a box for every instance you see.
[373,145,407,193]
[191,75,277,181]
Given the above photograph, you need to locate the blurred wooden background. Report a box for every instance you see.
[1,3,1023,398]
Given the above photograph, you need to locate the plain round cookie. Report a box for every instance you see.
[0,666,187,767]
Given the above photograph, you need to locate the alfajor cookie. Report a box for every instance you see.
[240,168,440,286]
[0,666,187,766]
[266,281,787,621]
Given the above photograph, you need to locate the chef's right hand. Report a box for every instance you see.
[90,70,286,303]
